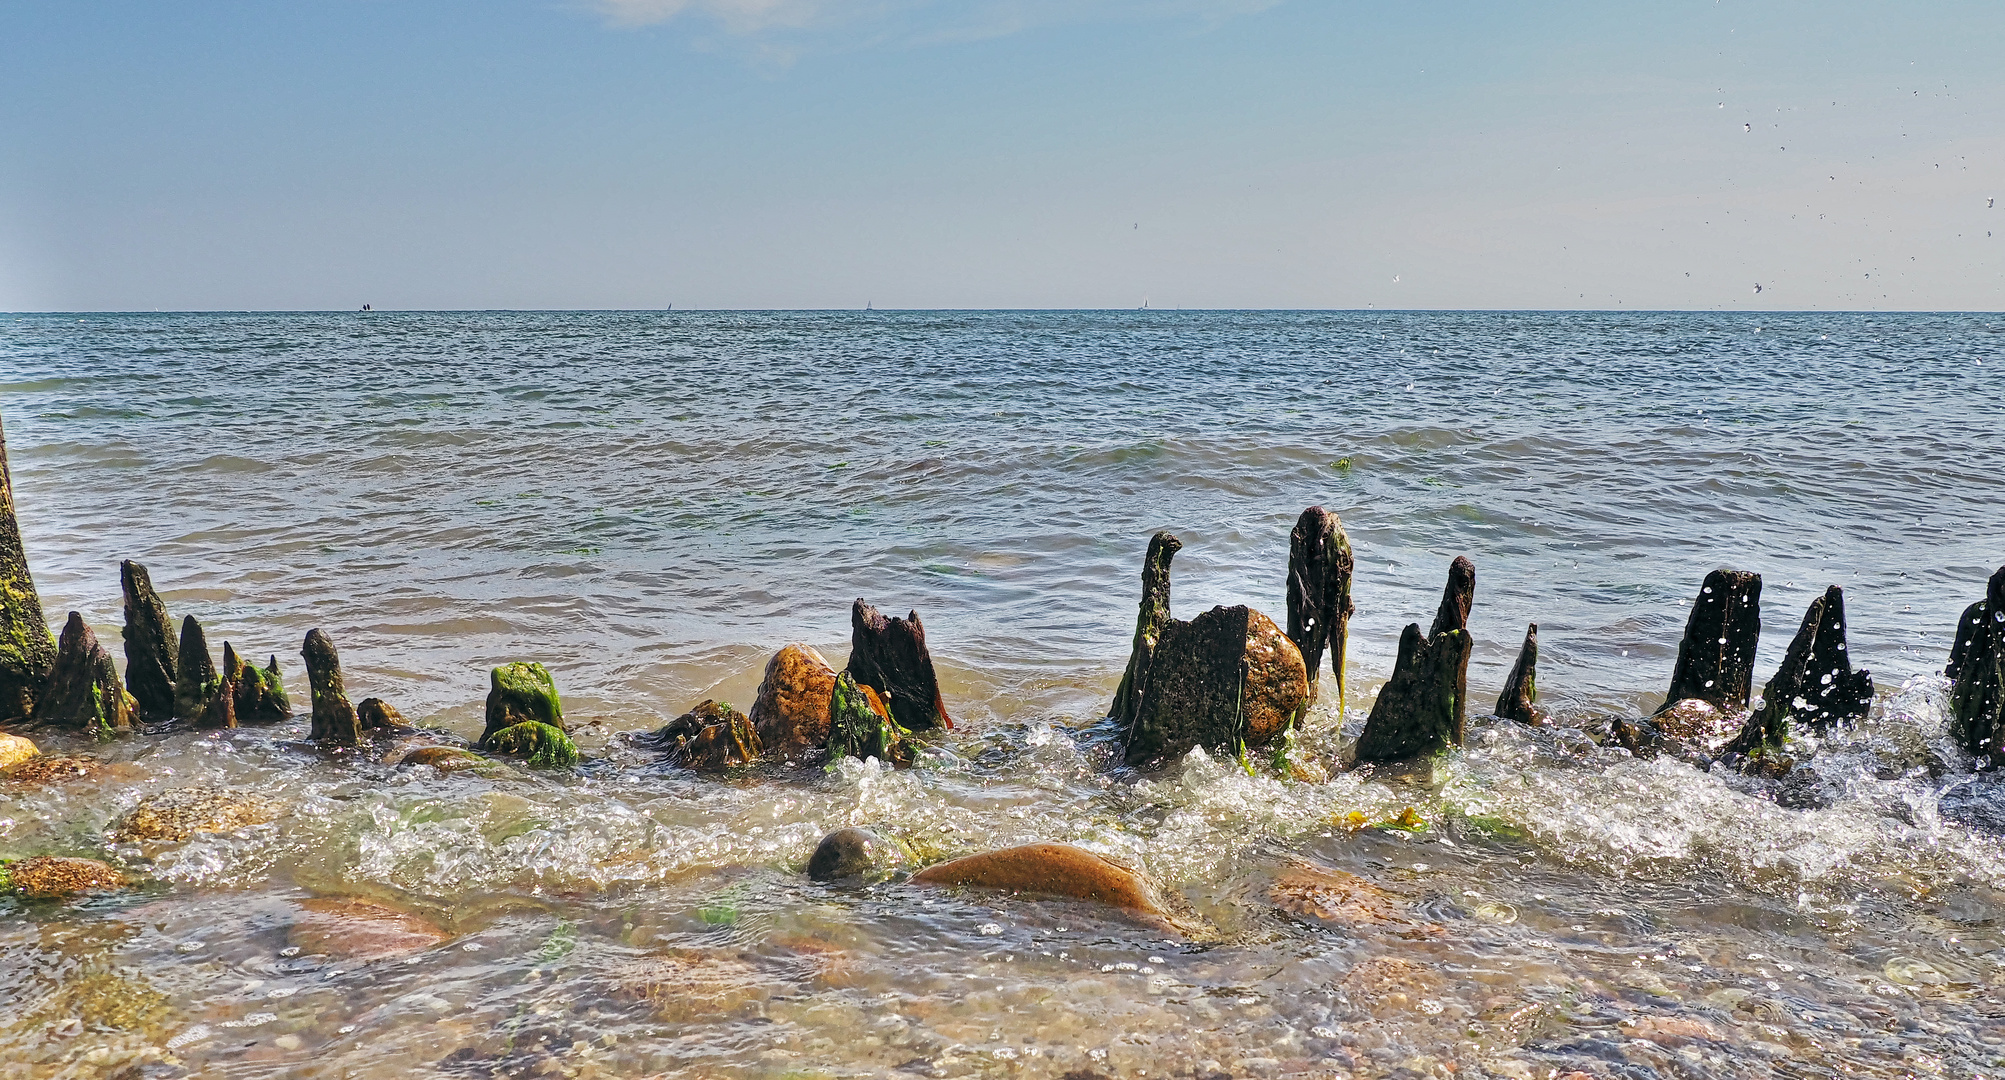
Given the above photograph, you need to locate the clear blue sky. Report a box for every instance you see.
[2,1,1999,310]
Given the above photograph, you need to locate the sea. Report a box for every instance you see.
[0,309,2001,1078]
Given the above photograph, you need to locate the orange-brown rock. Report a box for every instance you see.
[1268,861,1441,938]
[3,754,104,783]
[0,732,38,770]
[289,898,450,960]
[7,855,124,897]
[397,745,488,771]
[911,843,1168,926]
[748,644,837,757]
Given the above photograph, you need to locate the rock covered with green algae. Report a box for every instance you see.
[0,413,56,723]
[119,559,178,721]
[653,699,762,771]
[484,720,579,767]
[303,628,361,745]
[4,855,125,897]
[826,671,910,766]
[35,611,137,736]
[112,786,280,843]
[481,661,564,742]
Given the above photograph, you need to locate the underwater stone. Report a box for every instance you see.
[171,615,217,724]
[302,628,361,746]
[113,786,279,843]
[827,671,909,766]
[289,898,450,960]
[1724,586,1873,764]
[1948,565,2005,761]
[653,699,762,771]
[481,661,564,742]
[118,560,178,722]
[748,644,837,759]
[1286,506,1356,708]
[911,843,1170,928]
[1352,557,1477,766]
[1495,623,1540,724]
[0,412,57,721]
[397,745,488,771]
[6,855,124,898]
[4,753,104,783]
[355,697,408,732]
[1109,531,1182,733]
[847,600,952,732]
[1661,569,1762,713]
[806,826,897,881]
[0,731,38,770]
[483,720,578,767]
[35,613,136,736]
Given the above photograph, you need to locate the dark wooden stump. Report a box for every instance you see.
[1495,623,1540,724]
[1109,531,1181,731]
[847,600,952,732]
[1661,569,1762,712]
[227,644,291,724]
[199,662,238,729]
[1352,557,1477,765]
[171,616,217,723]
[652,699,764,771]
[303,628,361,746]
[1949,566,2005,760]
[34,612,134,735]
[118,560,178,722]
[1286,507,1355,708]
[1724,586,1872,762]
[0,413,56,720]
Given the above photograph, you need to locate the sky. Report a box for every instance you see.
[0,0,2000,311]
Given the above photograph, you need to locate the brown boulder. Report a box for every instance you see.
[4,753,104,783]
[911,842,1169,927]
[748,644,837,756]
[397,745,489,771]
[7,855,124,898]
[0,732,36,770]
[1122,603,1308,766]
[1652,698,1735,742]
[1268,861,1440,938]
[289,898,450,960]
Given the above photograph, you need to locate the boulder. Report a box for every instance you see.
[748,644,838,757]
[0,731,38,770]
[826,672,909,765]
[910,842,1169,927]
[1495,622,1540,725]
[289,898,450,960]
[1352,557,1476,765]
[170,615,217,723]
[652,700,762,771]
[481,661,564,743]
[5,855,124,898]
[806,827,900,881]
[847,601,951,732]
[1724,585,1872,764]
[4,754,104,783]
[35,612,136,736]
[118,560,178,722]
[1661,569,1762,713]
[0,414,57,721]
[483,721,578,767]
[397,745,489,772]
[303,628,361,746]
[356,697,410,732]
[1948,566,2005,761]
[1286,506,1355,707]
[113,787,279,843]
[1268,861,1438,938]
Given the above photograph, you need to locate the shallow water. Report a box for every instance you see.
[2,310,2003,1079]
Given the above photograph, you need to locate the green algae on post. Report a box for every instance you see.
[826,670,910,766]
[482,661,564,743]
[302,628,361,745]
[485,720,579,767]
[0,411,57,721]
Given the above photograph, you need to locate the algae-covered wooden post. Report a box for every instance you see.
[1109,531,1181,730]
[1948,565,2005,761]
[1352,556,1476,765]
[35,612,135,736]
[0,412,57,720]
[226,644,291,724]
[480,661,565,740]
[1286,507,1355,710]
[1661,569,1762,712]
[303,628,361,745]
[1725,585,1872,762]
[847,601,952,732]
[172,615,218,723]
[119,560,178,722]
[1495,622,1539,724]
[827,670,911,765]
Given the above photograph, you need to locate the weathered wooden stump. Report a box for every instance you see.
[847,600,951,732]
[199,662,238,729]
[118,560,178,722]
[1949,566,2005,760]
[652,699,763,771]
[1495,622,1540,724]
[1287,506,1355,708]
[1351,557,1476,765]
[1660,569,1762,712]
[303,628,361,746]
[171,616,217,723]
[0,413,56,721]
[481,661,565,742]
[224,643,291,724]
[1723,585,1872,762]
[1109,531,1181,731]
[34,612,135,735]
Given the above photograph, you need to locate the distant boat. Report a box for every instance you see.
[360,304,372,311]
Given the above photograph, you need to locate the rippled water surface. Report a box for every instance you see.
[2,310,2003,1079]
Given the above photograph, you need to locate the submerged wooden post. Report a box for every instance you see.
[119,560,178,722]
[847,600,952,732]
[1495,623,1540,724]
[1723,586,1873,761]
[1949,566,2005,760]
[172,615,217,723]
[1661,569,1762,712]
[0,412,56,720]
[303,628,361,746]
[34,612,135,736]
[1109,531,1181,730]
[1352,557,1476,765]
[1286,507,1355,709]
